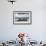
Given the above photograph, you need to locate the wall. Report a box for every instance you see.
[0,0,46,41]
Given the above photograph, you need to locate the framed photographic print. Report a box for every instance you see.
[13,11,32,25]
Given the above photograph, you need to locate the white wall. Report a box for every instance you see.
[0,0,46,41]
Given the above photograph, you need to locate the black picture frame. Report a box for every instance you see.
[13,11,32,25]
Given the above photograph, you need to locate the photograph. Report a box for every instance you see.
[13,11,32,25]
